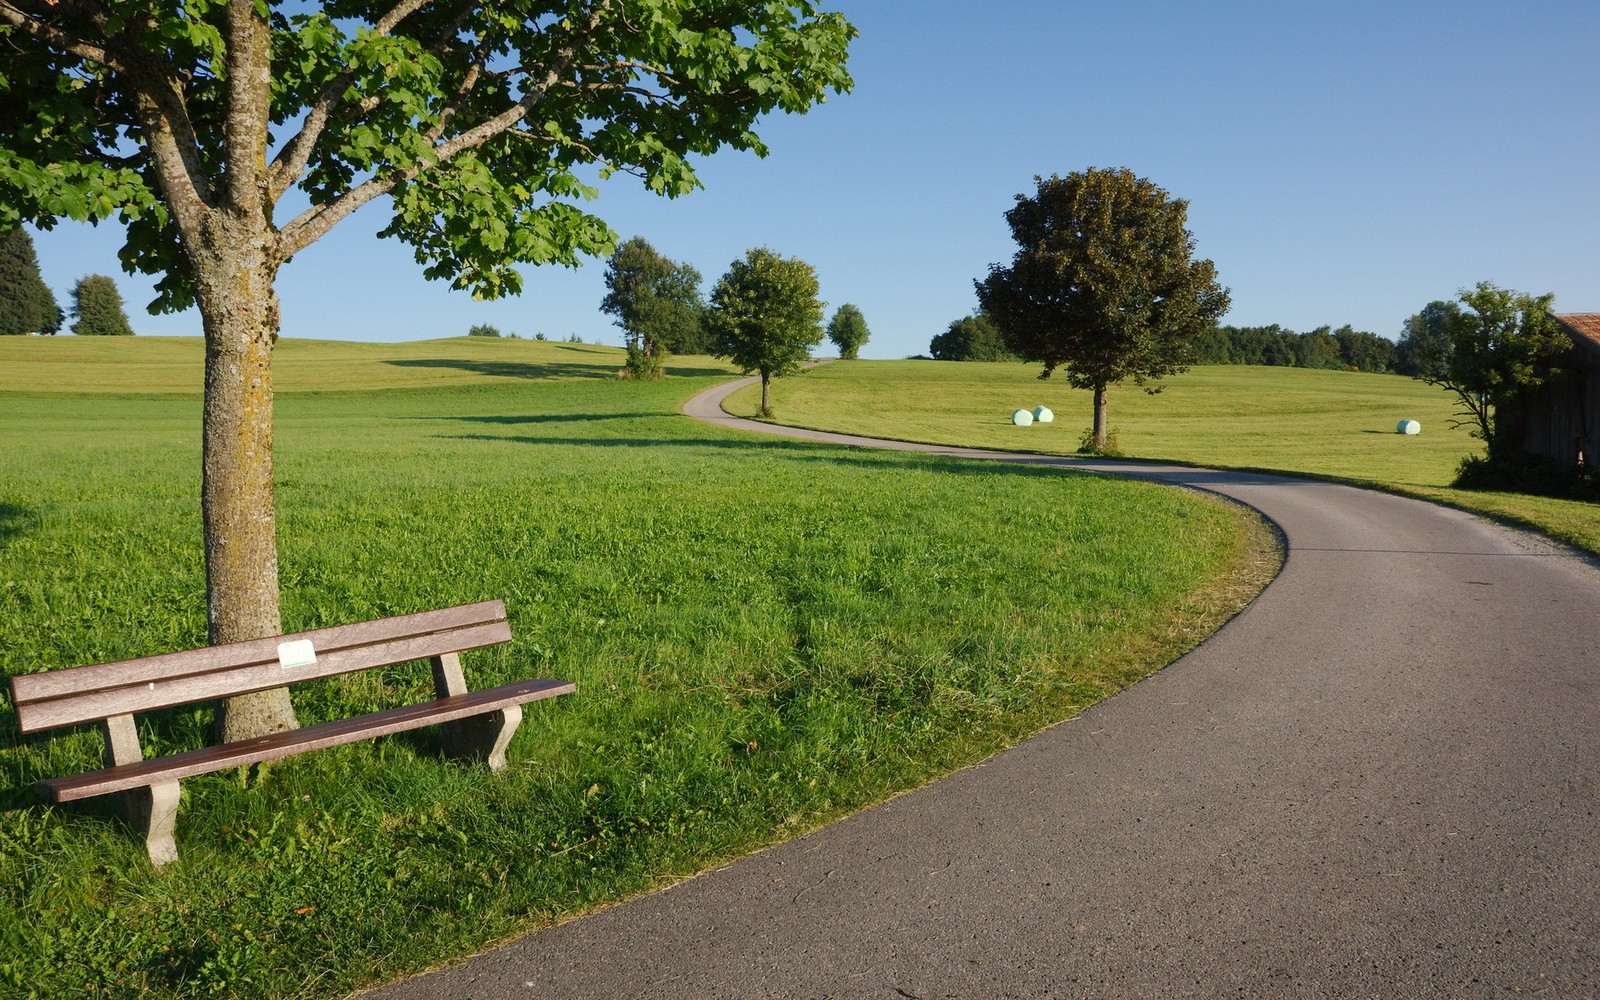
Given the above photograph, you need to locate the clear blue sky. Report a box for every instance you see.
[29,1,1600,359]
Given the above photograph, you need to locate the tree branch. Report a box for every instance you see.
[267,0,448,202]
[277,0,612,259]
[0,1,125,72]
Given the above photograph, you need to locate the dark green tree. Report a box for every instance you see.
[976,169,1230,451]
[1410,282,1568,463]
[1190,325,1233,364]
[0,2,854,742]
[826,303,869,359]
[1396,301,1460,380]
[709,248,824,417]
[70,275,135,336]
[601,236,706,378]
[929,313,1016,361]
[1333,325,1397,373]
[1295,326,1343,370]
[0,228,62,334]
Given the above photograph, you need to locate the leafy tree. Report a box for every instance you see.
[70,275,135,336]
[826,303,870,359]
[0,3,854,741]
[1190,325,1233,364]
[1409,282,1568,463]
[467,323,502,338]
[601,236,705,379]
[929,313,1016,361]
[1333,325,1397,373]
[709,248,824,417]
[0,228,62,334]
[1396,301,1459,380]
[976,169,1230,452]
[1295,326,1343,370]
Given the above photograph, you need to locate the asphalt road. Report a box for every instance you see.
[368,377,1600,999]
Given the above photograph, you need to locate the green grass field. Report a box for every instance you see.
[728,360,1600,555]
[0,337,1271,998]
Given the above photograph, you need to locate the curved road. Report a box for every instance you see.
[374,377,1599,998]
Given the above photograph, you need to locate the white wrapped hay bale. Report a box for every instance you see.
[1011,409,1034,426]
[1033,406,1054,423]
[1396,419,1421,435]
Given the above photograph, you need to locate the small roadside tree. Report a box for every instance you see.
[0,228,62,334]
[709,248,824,417]
[928,313,1015,361]
[601,237,704,379]
[826,303,869,359]
[70,275,135,336]
[976,169,1230,452]
[1407,282,1567,464]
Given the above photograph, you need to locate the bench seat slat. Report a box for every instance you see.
[12,600,506,705]
[38,678,574,803]
[15,619,513,734]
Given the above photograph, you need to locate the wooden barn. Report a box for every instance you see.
[1516,313,1600,469]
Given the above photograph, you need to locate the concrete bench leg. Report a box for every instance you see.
[102,713,181,865]
[116,781,181,867]
[431,652,524,770]
[441,704,523,771]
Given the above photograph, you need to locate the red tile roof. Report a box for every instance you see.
[1554,313,1600,355]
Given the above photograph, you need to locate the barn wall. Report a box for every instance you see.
[1517,349,1599,467]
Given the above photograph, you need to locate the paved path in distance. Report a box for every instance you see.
[370,377,1600,999]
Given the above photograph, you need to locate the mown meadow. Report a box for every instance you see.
[727,360,1600,556]
[0,337,1273,998]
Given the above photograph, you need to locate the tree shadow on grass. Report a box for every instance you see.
[426,412,666,426]
[384,358,620,380]
[385,358,737,380]
[0,502,35,548]
[437,432,1318,490]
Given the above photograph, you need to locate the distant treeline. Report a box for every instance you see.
[929,315,1414,376]
[1192,324,1401,373]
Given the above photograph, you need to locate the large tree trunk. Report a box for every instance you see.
[760,372,772,416]
[196,213,299,743]
[1091,382,1109,451]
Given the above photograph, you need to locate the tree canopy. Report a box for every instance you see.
[0,228,62,334]
[601,236,705,378]
[1406,282,1567,464]
[709,247,823,417]
[70,274,135,336]
[825,303,869,359]
[929,313,1016,362]
[976,168,1230,451]
[0,2,854,741]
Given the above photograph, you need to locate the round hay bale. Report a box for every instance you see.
[1397,419,1421,435]
[1011,408,1034,426]
[1033,406,1054,423]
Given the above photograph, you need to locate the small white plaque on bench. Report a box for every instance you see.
[278,639,317,670]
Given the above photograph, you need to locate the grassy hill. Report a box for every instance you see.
[0,334,739,394]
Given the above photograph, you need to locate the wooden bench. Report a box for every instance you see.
[8,599,573,866]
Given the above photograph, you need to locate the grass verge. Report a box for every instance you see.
[0,339,1276,998]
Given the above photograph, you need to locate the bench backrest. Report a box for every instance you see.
[9,600,512,735]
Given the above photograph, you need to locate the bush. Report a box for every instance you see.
[1454,454,1598,500]
[467,323,501,338]
[619,343,665,380]
[1078,427,1122,457]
